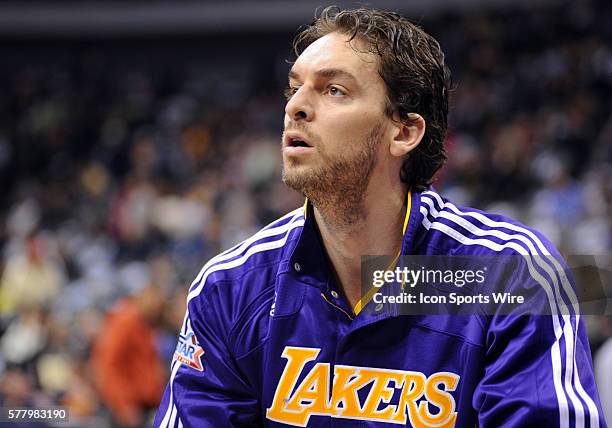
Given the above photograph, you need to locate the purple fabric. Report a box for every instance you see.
[154,190,605,428]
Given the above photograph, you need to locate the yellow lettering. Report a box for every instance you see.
[416,372,459,428]
[285,363,331,415]
[266,347,460,428]
[361,370,404,420]
[330,366,376,418]
[392,371,426,425]
[266,347,322,426]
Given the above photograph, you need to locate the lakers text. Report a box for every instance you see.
[266,346,459,427]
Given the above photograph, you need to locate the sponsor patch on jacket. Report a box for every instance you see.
[173,325,205,371]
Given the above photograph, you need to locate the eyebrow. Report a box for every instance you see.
[288,68,358,83]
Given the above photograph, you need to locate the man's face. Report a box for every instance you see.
[281,32,393,205]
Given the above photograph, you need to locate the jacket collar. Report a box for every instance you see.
[284,190,424,307]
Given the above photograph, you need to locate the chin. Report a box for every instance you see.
[281,167,301,187]
[282,158,308,176]
[282,165,316,193]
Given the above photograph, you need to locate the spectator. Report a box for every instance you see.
[90,283,166,427]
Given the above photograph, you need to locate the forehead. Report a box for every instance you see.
[290,32,381,83]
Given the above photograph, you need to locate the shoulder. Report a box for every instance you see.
[418,189,559,258]
[187,207,305,307]
[183,206,305,349]
[417,190,574,315]
[179,207,305,356]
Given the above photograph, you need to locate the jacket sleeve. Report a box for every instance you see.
[473,251,607,428]
[154,281,260,428]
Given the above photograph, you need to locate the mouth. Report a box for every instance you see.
[284,133,312,148]
[283,132,314,156]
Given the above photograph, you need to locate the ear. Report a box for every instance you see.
[389,113,426,158]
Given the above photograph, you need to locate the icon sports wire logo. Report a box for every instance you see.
[173,326,205,371]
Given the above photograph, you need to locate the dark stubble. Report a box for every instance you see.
[282,122,384,229]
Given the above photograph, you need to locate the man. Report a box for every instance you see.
[92,283,165,427]
[155,7,605,427]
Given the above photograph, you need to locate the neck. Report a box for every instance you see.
[313,179,408,310]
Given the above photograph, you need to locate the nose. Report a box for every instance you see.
[284,86,314,122]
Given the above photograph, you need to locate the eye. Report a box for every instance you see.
[327,85,346,97]
[284,86,299,100]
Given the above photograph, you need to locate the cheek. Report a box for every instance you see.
[329,102,384,128]
[323,112,382,146]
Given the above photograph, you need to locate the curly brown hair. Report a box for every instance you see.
[292,6,451,192]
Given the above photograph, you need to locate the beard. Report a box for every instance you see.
[282,122,384,229]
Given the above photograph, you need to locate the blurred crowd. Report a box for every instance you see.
[0,0,610,426]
